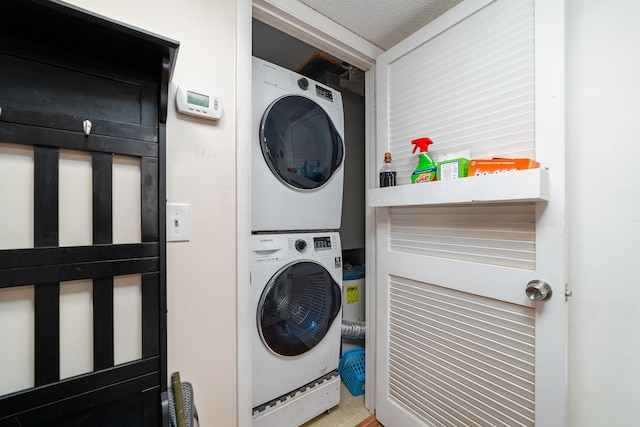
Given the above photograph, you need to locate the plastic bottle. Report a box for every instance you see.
[411,137,437,183]
[300,160,308,177]
[379,152,396,187]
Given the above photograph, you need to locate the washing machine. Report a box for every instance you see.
[251,232,342,426]
[252,57,345,232]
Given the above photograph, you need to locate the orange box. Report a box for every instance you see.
[468,158,540,177]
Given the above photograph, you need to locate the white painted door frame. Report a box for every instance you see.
[251,0,382,71]
[238,1,253,426]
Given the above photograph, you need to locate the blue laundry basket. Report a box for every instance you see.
[339,348,366,396]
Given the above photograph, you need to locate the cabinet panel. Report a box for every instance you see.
[0,51,158,143]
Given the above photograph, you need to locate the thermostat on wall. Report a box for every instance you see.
[176,86,222,120]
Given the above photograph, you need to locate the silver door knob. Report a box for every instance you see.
[526,280,552,301]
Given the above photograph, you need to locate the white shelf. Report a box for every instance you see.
[368,168,550,207]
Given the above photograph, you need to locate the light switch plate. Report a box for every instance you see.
[167,203,190,242]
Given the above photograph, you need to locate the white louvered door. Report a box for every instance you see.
[373,0,566,426]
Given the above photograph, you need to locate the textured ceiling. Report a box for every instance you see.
[298,0,463,50]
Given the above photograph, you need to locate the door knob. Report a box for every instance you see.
[526,280,552,301]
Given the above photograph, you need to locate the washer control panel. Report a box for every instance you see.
[251,233,340,263]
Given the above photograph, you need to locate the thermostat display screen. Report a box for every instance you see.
[187,90,209,108]
[176,85,221,120]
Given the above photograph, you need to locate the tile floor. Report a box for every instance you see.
[301,382,370,427]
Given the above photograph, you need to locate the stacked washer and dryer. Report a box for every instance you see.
[250,57,346,427]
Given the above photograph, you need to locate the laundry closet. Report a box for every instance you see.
[251,18,368,426]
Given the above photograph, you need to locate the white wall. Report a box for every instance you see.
[66,1,239,425]
[566,0,640,425]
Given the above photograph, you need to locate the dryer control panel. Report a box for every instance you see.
[315,85,334,102]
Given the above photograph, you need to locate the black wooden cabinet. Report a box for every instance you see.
[0,1,178,425]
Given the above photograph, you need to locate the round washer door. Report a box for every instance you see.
[260,95,344,190]
[258,261,341,357]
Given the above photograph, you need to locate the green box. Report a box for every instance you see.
[436,158,470,180]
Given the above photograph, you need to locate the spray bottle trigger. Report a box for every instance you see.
[411,137,434,154]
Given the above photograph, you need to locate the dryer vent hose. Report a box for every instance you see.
[341,319,366,340]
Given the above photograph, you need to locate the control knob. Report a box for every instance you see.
[297,77,309,90]
[295,239,307,252]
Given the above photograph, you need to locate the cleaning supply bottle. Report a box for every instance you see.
[379,152,396,187]
[411,137,437,183]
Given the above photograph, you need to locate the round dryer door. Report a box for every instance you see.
[260,95,344,190]
[258,261,341,357]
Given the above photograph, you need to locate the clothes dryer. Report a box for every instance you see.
[252,57,345,232]
[251,232,342,426]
